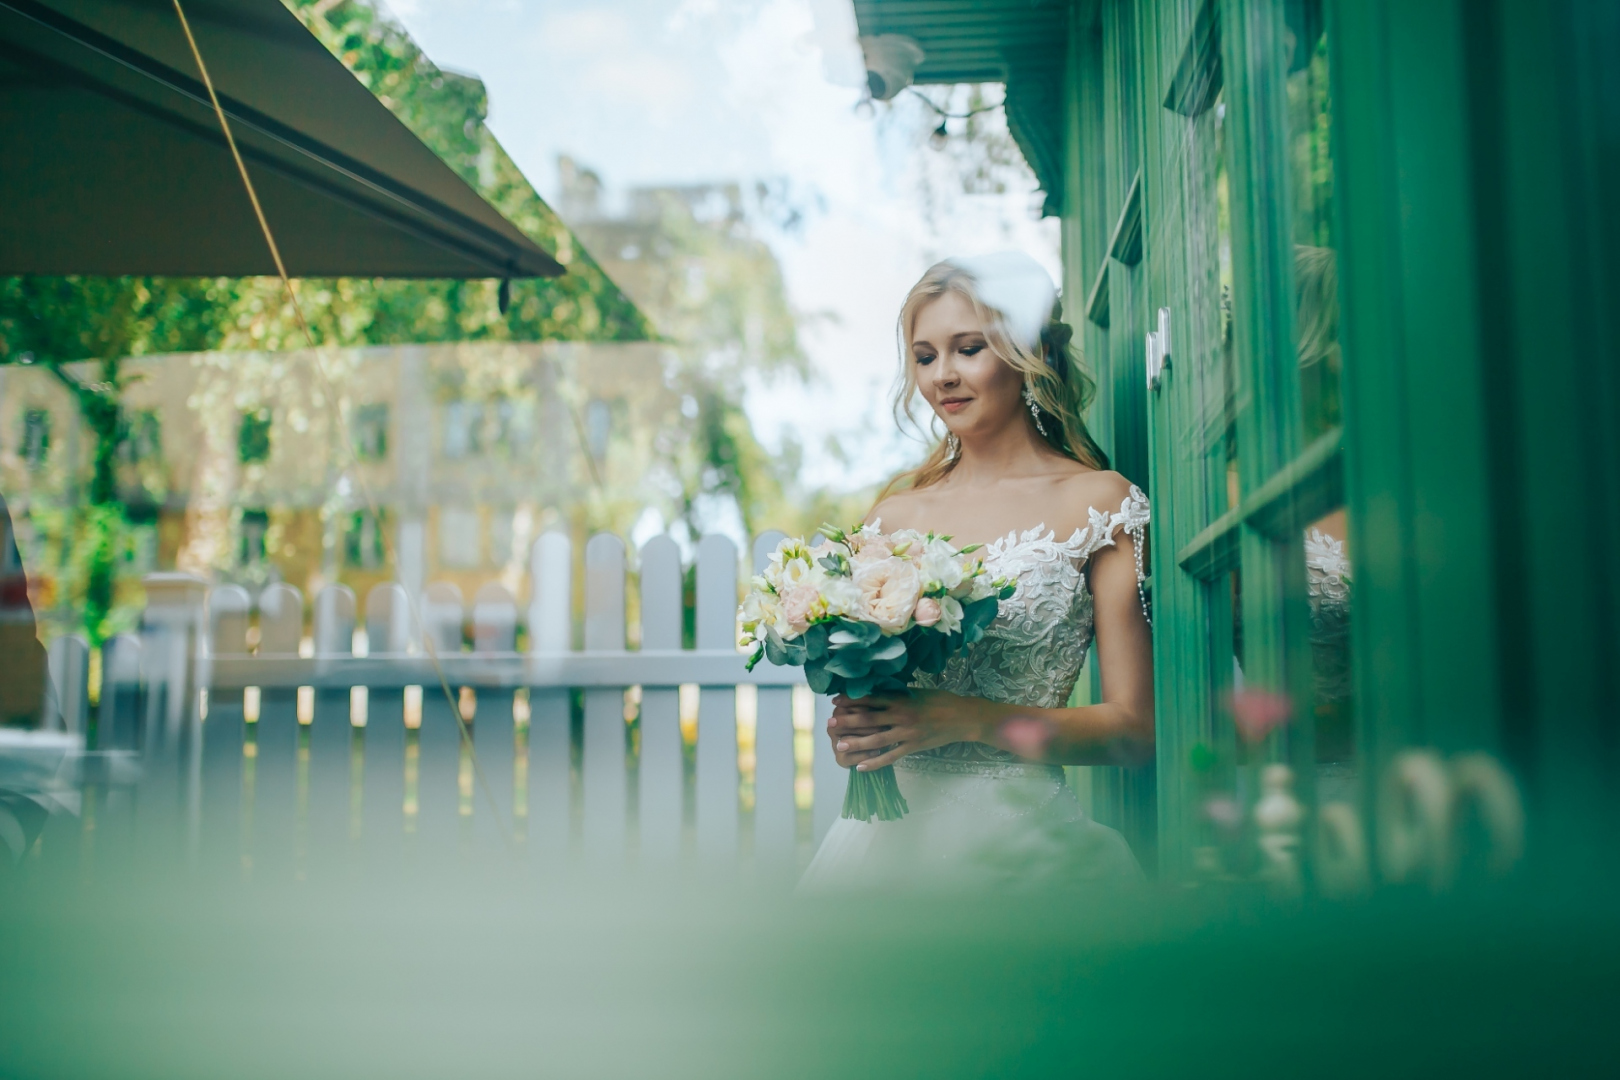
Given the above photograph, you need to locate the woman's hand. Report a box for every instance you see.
[826,690,1002,771]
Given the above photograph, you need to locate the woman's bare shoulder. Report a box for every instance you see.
[865,487,928,529]
[1055,468,1139,519]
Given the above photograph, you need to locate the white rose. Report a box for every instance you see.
[819,576,862,619]
[769,556,813,592]
[854,556,923,634]
[966,576,994,602]
[937,594,964,635]
[742,591,785,638]
[766,543,812,585]
[886,528,926,554]
[740,591,767,630]
[917,546,965,593]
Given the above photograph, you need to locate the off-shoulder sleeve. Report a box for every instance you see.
[1080,484,1152,625]
[1117,485,1151,625]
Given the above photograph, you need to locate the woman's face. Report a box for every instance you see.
[910,290,1024,441]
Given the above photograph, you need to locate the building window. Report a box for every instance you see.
[353,403,389,462]
[585,398,611,461]
[490,399,527,457]
[238,408,272,464]
[20,408,50,469]
[240,509,270,566]
[120,409,162,463]
[442,401,483,459]
[489,508,515,566]
[438,506,480,569]
[344,510,387,569]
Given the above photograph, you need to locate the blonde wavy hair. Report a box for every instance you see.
[883,260,1109,496]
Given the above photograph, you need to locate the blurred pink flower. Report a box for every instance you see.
[912,596,942,627]
[999,716,1053,759]
[1225,689,1295,744]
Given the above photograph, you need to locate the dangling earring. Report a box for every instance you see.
[1023,385,1049,438]
[945,432,961,458]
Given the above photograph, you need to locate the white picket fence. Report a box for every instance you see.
[50,530,848,869]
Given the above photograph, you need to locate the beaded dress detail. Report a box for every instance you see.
[904,484,1151,778]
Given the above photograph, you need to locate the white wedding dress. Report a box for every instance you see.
[800,485,1152,892]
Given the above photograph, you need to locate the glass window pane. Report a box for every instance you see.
[1285,0,1341,443]
[1305,511,1355,797]
[1283,1,1355,795]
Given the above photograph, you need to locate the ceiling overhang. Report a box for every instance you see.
[852,0,1069,216]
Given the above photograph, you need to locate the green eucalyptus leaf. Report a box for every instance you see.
[875,674,912,695]
[804,623,830,660]
[843,620,882,646]
[804,660,834,695]
[868,651,909,677]
[825,650,873,678]
[869,637,908,662]
[911,635,947,675]
[963,596,1001,633]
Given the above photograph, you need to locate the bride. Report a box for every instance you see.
[800,252,1154,890]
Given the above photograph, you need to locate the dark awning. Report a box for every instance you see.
[0,0,564,279]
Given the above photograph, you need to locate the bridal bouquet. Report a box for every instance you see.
[741,524,1015,822]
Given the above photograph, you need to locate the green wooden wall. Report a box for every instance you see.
[1058,0,1619,882]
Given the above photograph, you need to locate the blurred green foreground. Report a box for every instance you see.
[1,861,1616,1079]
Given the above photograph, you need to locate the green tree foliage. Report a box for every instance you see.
[0,0,650,643]
[564,176,830,542]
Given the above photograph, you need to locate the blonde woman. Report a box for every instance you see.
[801,252,1153,889]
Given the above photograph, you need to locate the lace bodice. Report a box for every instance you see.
[905,485,1150,776]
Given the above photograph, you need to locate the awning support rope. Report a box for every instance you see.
[170,0,514,847]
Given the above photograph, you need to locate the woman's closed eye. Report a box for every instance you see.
[914,352,937,366]
[960,344,983,357]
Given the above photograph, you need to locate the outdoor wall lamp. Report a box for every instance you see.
[859,34,924,101]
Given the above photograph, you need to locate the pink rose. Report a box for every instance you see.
[854,556,922,633]
[848,532,894,564]
[779,584,820,635]
[912,596,942,627]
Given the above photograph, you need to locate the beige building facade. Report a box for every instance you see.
[1,342,685,640]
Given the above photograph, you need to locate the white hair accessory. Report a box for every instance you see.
[945,251,1057,350]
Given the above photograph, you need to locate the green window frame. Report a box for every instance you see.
[1066,0,1352,881]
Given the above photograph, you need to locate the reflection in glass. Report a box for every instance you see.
[1283,2,1355,801]
[1305,513,1354,794]
[1285,0,1341,442]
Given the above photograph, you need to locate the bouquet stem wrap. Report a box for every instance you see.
[740,524,1017,824]
[842,762,909,823]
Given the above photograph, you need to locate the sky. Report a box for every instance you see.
[385,0,1060,492]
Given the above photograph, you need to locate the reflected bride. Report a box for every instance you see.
[800,252,1154,891]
